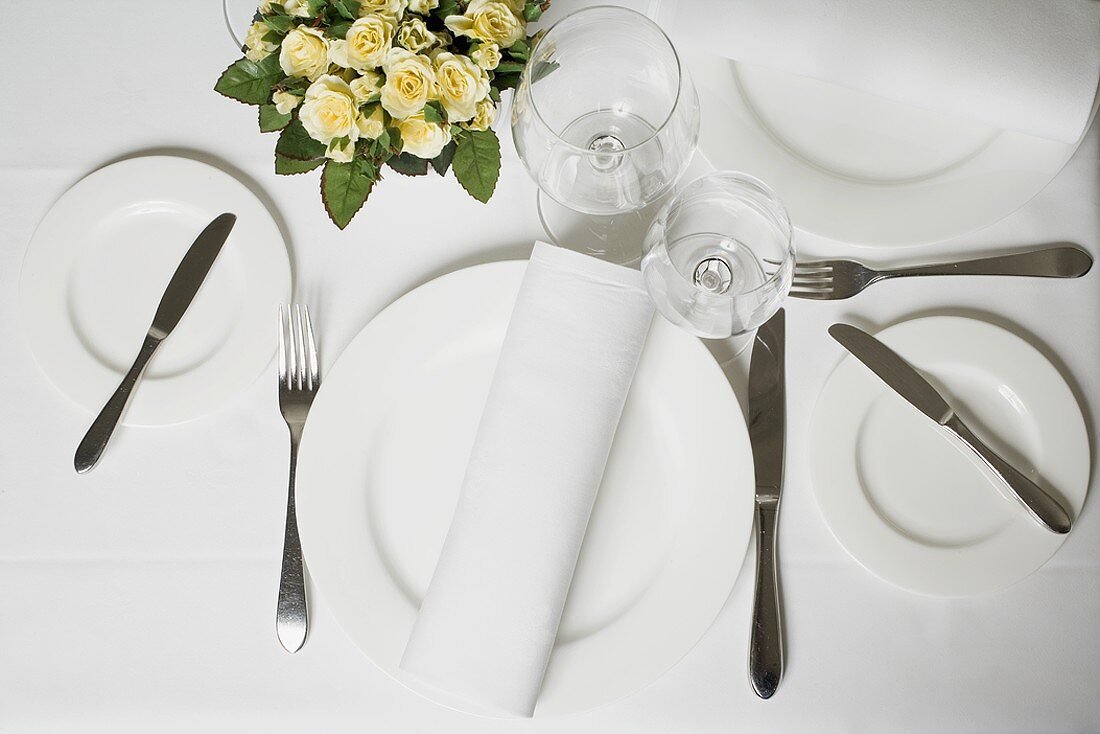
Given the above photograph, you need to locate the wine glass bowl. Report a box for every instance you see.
[512,6,700,219]
[641,172,794,340]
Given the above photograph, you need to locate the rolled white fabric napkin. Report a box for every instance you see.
[655,0,1100,143]
[399,242,654,717]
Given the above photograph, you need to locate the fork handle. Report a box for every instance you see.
[880,245,1091,280]
[74,333,160,474]
[277,427,308,653]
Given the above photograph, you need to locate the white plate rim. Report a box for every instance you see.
[18,155,291,425]
[690,53,1099,249]
[295,259,755,716]
[809,316,1090,596]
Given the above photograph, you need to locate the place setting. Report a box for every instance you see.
[10,0,1100,728]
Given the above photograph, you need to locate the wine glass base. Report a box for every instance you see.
[537,190,666,268]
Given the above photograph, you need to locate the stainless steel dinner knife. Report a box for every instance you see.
[829,323,1072,534]
[74,213,236,473]
[748,308,785,700]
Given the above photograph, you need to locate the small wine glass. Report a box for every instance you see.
[641,172,794,346]
[511,5,700,265]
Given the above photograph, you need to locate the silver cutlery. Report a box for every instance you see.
[276,304,319,653]
[748,309,785,699]
[830,323,1072,534]
[74,213,236,473]
[785,245,1091,300]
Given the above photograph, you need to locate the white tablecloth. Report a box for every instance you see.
[1,2,1097,732]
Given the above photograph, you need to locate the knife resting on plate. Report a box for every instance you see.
[74,213,236,473]
[829,323,1072,534]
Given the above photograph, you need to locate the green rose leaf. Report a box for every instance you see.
[259,104,292,132]
[264,14,293,32]
[321,158,376,229]
[494,61,527,74]
[431,140,457,176]
[453,128,501,203]
[307,0,328,15]
[507,39,530,60]
[387,152,430,176]
[435,0,460,19]
[492,71,521,91]
[327,21,353,38]
[423,100,446,124]
[214,54,284,105]
[523,2,543,22]
[332,0,359,20]
[276,118,327,160]
[275,154,324,175]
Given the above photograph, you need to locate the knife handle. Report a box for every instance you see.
[74,334,160,474]
[943,415,1072,534]
[749,500,783,699]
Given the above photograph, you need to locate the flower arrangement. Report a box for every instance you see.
[216,0,550,229]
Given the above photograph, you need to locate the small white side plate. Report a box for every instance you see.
[295,261,755,716]
[19,156,291,425]
[810,316,1089,596]
[689,54,1098,248]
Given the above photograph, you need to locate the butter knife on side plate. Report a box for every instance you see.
[829,323,1072,534]
[748,308,785,699]
[74,213,236,473]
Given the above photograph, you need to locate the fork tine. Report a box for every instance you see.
[293,305,305,391]
[789,288,834,300]
[278,305,288,386]
[303,305,318,391]
[287,304,299,390]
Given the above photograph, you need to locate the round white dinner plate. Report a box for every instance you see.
[296,261,755,716]
[688,53,1098,248]
[810,317,1089,597]
[19,156,291,425]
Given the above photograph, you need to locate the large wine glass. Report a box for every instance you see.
[512,6,700,265]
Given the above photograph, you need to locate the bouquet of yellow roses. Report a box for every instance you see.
[216,0,550,229]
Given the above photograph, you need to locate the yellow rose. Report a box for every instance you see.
[398,111,452,159]
[350,71,384,103]
[358,0,407,19]
[397,17,437,53]
[272,90,301,115]
[358,105,386,139]
[470,43,501,70]
[434,52,489,122]
[380,48,437,119]
[445,0,525,47]
[408,0,438,13]
[279,26,330,81]
[327,139,356,162]
[283,0,315,17]
[464,97,496,131]
[244,21,278,62]
[330,15,394,72]
[300,75,365,144]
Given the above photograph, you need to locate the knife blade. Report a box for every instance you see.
[748,308,784,700]
[829,323,1071,534]
[74,213,236,473]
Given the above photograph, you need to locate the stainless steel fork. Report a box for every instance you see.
[784,244,1091,300]
[276,304,319,653]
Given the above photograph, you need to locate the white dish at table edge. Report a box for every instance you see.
[19,156,290,426]
[295,259,755,717]
[689,53,1100,249]
[810,316,1089,597]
